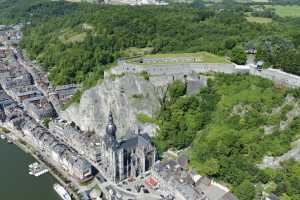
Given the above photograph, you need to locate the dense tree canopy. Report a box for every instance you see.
[155,74,300,199]
[2,1,300,198]
[1,0,300,86]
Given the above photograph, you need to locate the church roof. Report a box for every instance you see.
[119,134,151,151]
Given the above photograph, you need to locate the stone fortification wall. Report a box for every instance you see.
[251,68,300,88]
[111,60,300,89]
[111,60,237,76]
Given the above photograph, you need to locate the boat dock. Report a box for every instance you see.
[29,162,49,177]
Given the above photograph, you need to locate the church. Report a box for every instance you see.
[99,111,156,182]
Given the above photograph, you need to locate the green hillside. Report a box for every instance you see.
[0,0,299,87]
[155,74,300,199]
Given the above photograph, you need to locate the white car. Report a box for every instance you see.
[116,192,122,199]
[109,189,114,196]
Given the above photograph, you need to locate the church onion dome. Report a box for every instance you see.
[106,111,117,140]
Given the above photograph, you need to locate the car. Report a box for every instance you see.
[116,193,122,199]
[109,189,114,196]
[143,189,149,193]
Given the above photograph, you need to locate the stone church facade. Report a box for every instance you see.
[99,111,156,182]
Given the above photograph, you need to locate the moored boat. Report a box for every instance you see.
[53,183,72,200]
[0,134,6,140]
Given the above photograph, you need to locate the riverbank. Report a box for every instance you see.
[0,139,60,200]
[1,131,82,200]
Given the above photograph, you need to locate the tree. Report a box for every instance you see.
[233,180,255,200]
[42,117,51,128]
[224,38,237,50]
[167,80,186,99]
[231,46,247,65]
[256,36,300,75]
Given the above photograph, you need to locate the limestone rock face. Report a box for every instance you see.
[258,139,300,169]
[60,75,163,138]
[60,73,207,139]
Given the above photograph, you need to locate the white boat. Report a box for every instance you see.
[29,162,39,169]
[0,134,6,140]
[53,183,72,200]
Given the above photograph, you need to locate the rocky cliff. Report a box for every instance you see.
[60,74,206,139]
[60,75,163,139]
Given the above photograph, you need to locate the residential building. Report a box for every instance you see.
[23,96,56,121]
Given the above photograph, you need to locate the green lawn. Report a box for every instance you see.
[236,0,269,3]
[246,16,272,23]
[265,5,300,17]
[58,28,87,44]
[121,47,154,57]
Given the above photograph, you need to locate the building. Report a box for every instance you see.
[0,106,6,122]
[22,119,39,136]
[152,159,207,200]
[50,144,92,180]
[49,119,101,163]
[3,103,26,130]
[151,158,238,200]
[23,96,56,121]
[2,73,33,90]
[0,47,9,58]
[53,84,80,103]
[99,111,156,182]
[0,88,14,107]
[9,85,42,102]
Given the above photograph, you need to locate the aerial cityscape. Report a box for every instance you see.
[0,0,300,200]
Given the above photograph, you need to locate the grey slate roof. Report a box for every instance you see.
[119,134,151,151]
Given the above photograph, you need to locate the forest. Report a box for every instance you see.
[155,74,300,200]
[1,0,300,86]
[1,1,300,199]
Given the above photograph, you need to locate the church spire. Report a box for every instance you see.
[106,110,117,141]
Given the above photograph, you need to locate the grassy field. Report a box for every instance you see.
[121,47,154,57]
[58,28,87,44]
[246,16,272,23]
[126,51,230,65]
[236,0,269,2]
[265,5,300,17]
[141,52,230,64]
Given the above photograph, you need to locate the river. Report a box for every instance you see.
[0,139,61,200]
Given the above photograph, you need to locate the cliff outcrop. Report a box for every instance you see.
[60,74,206,139]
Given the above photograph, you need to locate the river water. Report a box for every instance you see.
[0,139,60,200]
